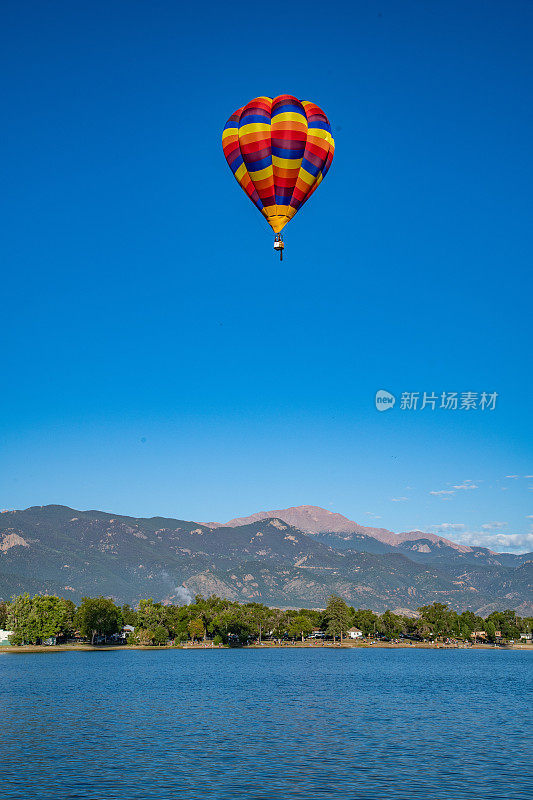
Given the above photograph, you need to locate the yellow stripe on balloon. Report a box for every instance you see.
[272,156,301,169]
[307,129,330,144]
[248,165,274,181]
[271,112,307,124]
[298,169,316,186]
[275,204,297,218]
[234,163,247,182]
[239,123,271,136]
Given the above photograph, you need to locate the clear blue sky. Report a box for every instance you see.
[1,1,532,551]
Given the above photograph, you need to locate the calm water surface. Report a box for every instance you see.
[1,648,531,800]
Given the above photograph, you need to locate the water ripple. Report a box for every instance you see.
[0,648,531,800]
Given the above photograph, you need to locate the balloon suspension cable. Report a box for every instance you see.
[274,233,284,261]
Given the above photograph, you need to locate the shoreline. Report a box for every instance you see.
[1,641,531,654]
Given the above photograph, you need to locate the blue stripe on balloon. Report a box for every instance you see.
[272,146,304,159]
[308,120,331,132]
[239,114,271,126]
[244,154,272,172]
[301,157,321,177]
[272,104,305,116]
[230,154,243,172]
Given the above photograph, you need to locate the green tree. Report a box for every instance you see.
[216,609,255,645]
[29,595,73,642]
[76,597,122,644]
[137,599,165,630]
[413,619,433,640]
[62,599,76,636]
[287,614,314,642]
[242,602,274,643]
[380,610,407,638]
[6,594,74,645]
[129,627,154,645]
[486,610,522,640]
[188,618,205,641]
[325,595,350,643]
[121,604,138,626]
[351,608,380,637]
[0,600,8,629]
[417,603,459,638]
[484,620,497,642]
[7,593,33,645]
[164,605,191,641]
[270,610,290,640]
[152,624,169,645]
[457,610,484,640]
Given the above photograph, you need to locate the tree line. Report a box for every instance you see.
[0,594,531,646]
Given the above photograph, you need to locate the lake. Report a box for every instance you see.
[1,648,531,799]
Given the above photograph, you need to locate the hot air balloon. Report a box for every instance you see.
[222,95,335,260]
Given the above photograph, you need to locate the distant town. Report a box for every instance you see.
[1,593,532,650]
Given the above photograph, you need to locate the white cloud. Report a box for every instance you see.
[455,531,533,553]
[524,475,533,479]
[505,475,519,479]
[428,523,466,533]
[365,512,382,519]
[526,515,533,520]
[481,521,508,531]
[430,480,478,497]
[390,497,408,502]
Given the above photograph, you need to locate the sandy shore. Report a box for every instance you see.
[1,641,531,654]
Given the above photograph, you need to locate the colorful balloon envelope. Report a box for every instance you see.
[222,95,335,235]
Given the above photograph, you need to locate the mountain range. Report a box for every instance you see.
[1,504,531,614]
[219,505,474,551]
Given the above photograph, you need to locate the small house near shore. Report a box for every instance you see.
[0,630,13,645]
[347,627,363,639]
